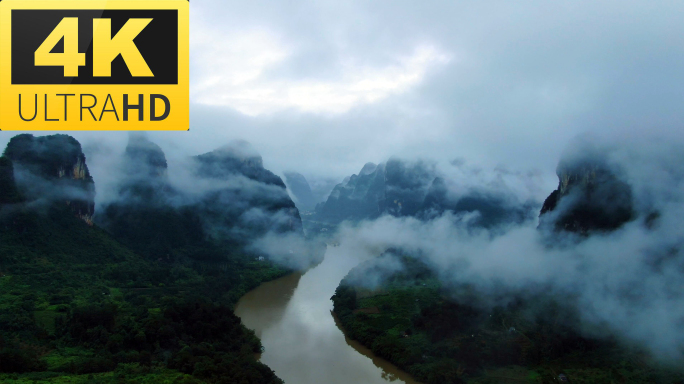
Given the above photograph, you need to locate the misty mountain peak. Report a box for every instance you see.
[212,140,263,167]
[194,142,285,188]
[124,133,168,178]
[553,135,621,196]
[4,134,93,182]
[540,140,633,233]
[2,134,95,224]
[360,162,378,175]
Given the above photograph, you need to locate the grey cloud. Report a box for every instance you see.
[248,231,325,270]
[178,0,684,188]
[343,251,406,291]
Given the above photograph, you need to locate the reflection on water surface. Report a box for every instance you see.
[235,247,420,384]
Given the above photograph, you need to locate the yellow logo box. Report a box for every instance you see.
[0,0,189,130]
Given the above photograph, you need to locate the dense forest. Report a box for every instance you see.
[0,134,303,383]
[332,254,684,384]
[0,201,287,383]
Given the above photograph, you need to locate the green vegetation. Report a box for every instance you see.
[0,133,311,382]
[332,255,684,384]
[0,156,22,205]
[0,204,287,383]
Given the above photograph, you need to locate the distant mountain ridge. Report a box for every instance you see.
[315,157,534,227]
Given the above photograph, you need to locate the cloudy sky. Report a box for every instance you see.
[4,0,684,198]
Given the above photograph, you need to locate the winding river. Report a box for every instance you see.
[235,246,420,384]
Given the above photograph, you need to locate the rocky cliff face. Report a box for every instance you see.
[539,149,633,233]
[315,158,438,223]
[283,172,317,211]
[2,134,95,224]
[382,158,436,217]
[315,162,387,222]
[0,157,22,205]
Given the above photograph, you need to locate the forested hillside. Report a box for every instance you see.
[0,134,294,383]
[333,253,683,384]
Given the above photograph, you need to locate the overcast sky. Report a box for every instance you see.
[4,0,684,198]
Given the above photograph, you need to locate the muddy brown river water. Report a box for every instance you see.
[235,246,421,384]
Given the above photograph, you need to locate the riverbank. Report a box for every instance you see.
[331,254,684,384]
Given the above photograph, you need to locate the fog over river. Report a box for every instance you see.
[235,247,420,384]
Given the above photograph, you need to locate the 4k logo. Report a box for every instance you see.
[34,17,153,78]
[0,0,189,130]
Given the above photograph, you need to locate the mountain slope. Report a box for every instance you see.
[0,134,286,383]
[191,141,303,239]
[100,136,304,262]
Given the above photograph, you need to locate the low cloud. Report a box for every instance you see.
[248,231,325,270]
[329,137,684,362]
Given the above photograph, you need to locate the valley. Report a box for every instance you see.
[1,132,683,384]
